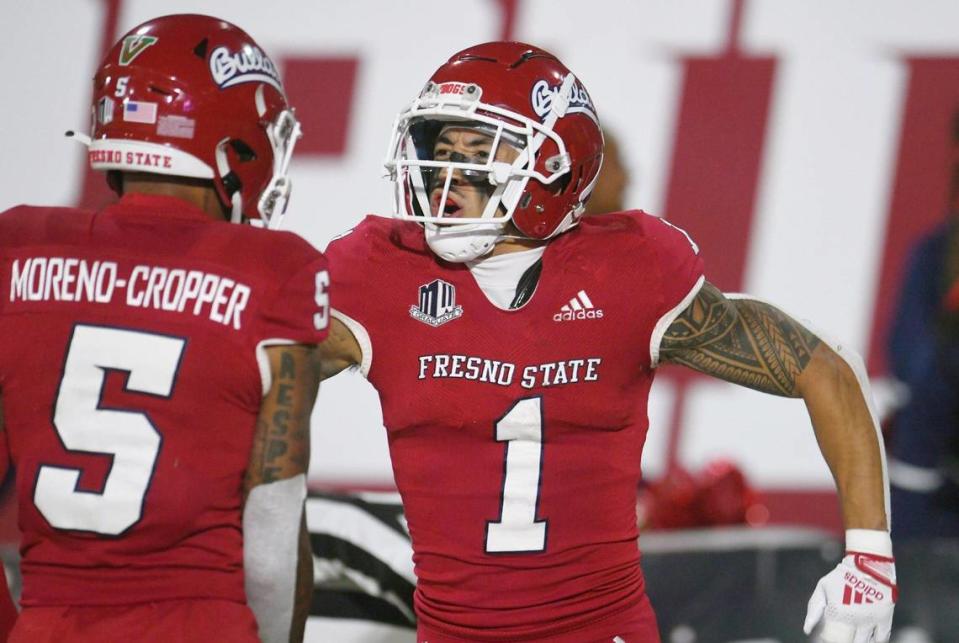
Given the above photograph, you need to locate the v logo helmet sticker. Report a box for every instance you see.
[119,35,158,66]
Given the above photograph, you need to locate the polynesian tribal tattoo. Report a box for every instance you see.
[660,281,821,397]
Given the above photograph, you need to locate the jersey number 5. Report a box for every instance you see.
[33,325,185,536]
[314,270,330,331]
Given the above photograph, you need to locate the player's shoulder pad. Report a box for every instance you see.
[0,205,27,219]
[626,210,700,255]
[0,204,94,248]
[575,209,673,244]
[574,210,701,267]
[325,214,417,261]
[0,205,29,230]
[228,220,310,246]
[268,229,325,273]
[220,225,326,283]
[0,204,85,222]
[268,228,324,263]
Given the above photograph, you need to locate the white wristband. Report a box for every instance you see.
[845,528,892,557]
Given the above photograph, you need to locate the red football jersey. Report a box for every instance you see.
[326,212,704,640]
[0,193,328,607]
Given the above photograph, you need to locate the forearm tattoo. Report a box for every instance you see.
[246,348,311,491]
[660,282,821,396]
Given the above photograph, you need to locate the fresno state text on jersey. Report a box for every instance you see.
[417,353,602,389]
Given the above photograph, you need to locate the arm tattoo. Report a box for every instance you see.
[317,318,362,381]
[245,347,312,492]
[660,282,821,397]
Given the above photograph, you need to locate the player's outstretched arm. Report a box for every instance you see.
[660,281,895,643]
[316,317,362,380]
[243,344,321,643]
[659,281,886,526]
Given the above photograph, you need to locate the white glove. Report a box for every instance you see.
[804,529,898,643]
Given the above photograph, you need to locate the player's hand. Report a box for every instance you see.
[803,541,897,643]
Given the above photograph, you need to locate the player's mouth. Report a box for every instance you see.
[432,191,465,219]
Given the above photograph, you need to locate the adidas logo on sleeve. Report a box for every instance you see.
[553,290,604,322]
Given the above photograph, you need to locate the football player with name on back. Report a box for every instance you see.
[0,15,328,643]
[317,42,898,643]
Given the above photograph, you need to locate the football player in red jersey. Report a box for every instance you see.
[318,43,896,643]
[0,15,328,643]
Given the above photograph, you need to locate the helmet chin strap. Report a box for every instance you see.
[214,138,244,224]
[424,220,504,263]
[229,193,243,224]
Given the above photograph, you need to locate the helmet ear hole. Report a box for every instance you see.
[560,169,576,195]
[549,172,572,197]
[571,167,584,195]
[193,38,208,59]
[229,140,257,163]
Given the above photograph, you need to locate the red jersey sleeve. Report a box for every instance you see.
[643,214,705,366]
[323,218,382,376]
[254,238,331,346]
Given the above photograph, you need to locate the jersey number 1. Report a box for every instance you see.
[33,325,185,536]
[485,397,548,553]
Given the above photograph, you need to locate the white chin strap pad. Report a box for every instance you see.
[424,222,502,262]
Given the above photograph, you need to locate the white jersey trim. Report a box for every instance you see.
[256,339,296,397]
[724,292,891,530]
[332,308,373,377]
[649,274,705,368]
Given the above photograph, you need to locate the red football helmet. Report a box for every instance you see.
[385,42,604,262]
[75,14,301,227]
